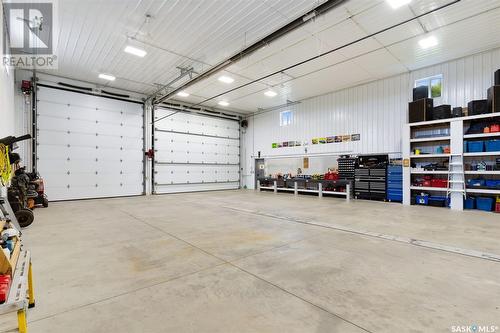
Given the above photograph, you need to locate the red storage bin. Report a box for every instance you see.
[491,124,500,133]
[324,172,339,181]
[431,179,448,188]
[0,275,11,303]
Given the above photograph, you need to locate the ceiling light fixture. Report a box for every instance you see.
[418,36,438,49]
[98,73,116,81]
[264,90,277,97]
[218,76,234,84]
[124,45,147,57]
[386,0,412,9]
[176,91,189,97]
[218,101,229,107]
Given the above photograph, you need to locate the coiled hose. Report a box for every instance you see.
[0,144,11,185]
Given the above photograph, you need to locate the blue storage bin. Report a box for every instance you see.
[476,197,494,211]
[485,180,500,188]
[467,141,484,153]
[485,139,500,152]
[467,179,485,187]
[415,194,429,205]
[464,197,475,209]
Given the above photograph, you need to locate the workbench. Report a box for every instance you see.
[258,177,352,200]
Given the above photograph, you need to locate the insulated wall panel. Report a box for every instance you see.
[241,47,500,189]
[153,108,240,193]
[36,86,144,200]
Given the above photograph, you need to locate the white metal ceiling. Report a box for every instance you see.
[41,0,500,114]
[46,0,323,93]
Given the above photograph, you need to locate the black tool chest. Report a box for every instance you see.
[338,156,356,182]
[354,155,388,201]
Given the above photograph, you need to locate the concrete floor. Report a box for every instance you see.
[1,190,500,332]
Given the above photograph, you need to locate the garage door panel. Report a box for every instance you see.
[155,151,238,165]
[154,183,239,194]
[154,109,240,194]
[37,86,144,200]
[37,101,69,118]
[155,132,239,166]
[155,165,239,184]
[155,112,239,138]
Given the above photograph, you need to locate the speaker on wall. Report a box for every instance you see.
[413,86,429,101]
[495,69,500,85]
[409,98,433,123]
[488,86,500,113]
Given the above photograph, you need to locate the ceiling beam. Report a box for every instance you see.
[151,0,348,105]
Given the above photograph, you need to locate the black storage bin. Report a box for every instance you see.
[413,86,429,101]
[487,86,500,113]
[451,107,463,117]
[409,98,433,123]
[428,198,447,207]
[432,104,451,119]
[468,99,489,115]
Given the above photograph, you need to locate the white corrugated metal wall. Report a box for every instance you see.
[409,48,500,108]
[241,47,500,189]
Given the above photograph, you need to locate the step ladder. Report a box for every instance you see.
[447,154,466,199]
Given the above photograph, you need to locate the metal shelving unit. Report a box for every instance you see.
[403,112,500,211]
[410,136,450,143]
[466,188,500,194]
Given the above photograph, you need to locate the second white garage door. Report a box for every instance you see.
[153,108,240,194]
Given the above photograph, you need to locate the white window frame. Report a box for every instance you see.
[280,110,292,127]
[415,74,443,98]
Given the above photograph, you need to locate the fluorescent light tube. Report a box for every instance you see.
[176,91,189,97]
[264,90,277,97]
[387,0,412,9]
[218,76,234,84]
[98,73,115,81]
[418,36,438,49]
[218,101,229,107]
[124,45,147,57]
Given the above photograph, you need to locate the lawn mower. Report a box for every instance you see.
[26,171,48,208]
[0,134,48,227]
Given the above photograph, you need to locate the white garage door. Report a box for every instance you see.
[153,108,240,194]
[36,86,144,200]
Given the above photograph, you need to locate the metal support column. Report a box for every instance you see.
[143,100,153,195]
